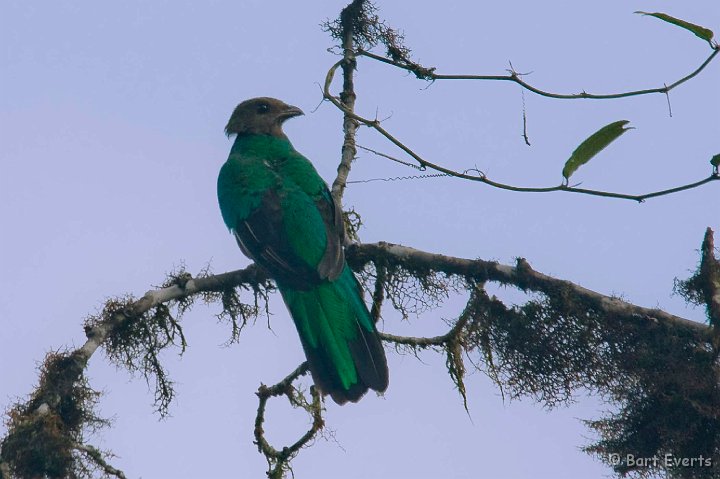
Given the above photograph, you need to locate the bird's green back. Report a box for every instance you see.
[217,134,330,269]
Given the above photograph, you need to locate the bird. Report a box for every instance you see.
[217,97,389,404]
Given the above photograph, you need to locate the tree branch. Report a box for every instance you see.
[357,43,719,100]
[254,362,322,479]
[348,242,709,340]
[74,443,127,479]
[330,0,362,208]
[323,59,720,202]
[2,239,713,478]
[699,228,720,350]
[0,264,271,479]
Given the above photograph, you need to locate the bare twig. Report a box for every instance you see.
[357,46,719,100]
[74,444,127,479]
[379,301,471,347]
[323,59,720,201]
[370,263,386,323]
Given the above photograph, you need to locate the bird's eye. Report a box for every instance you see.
[257,103,269,114]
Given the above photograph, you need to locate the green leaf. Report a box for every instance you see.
[711,154,720,168]
[635,11,715,42]
[562,120,632,181]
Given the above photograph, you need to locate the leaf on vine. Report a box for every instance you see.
[562,120,632,181]
[711,153,720,168]
[635,11,715,43]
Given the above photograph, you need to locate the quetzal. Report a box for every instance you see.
[217,97,389,404]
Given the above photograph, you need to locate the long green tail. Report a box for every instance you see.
[280,265,388,404]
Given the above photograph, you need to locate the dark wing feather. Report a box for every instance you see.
[314,189,345,281]
[233,189,321,290]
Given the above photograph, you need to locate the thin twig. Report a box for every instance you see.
[357,46,719,100]
[370,264,386,323]
[74,444,127,479]
[323,60,720,202]
[379,303,471,347]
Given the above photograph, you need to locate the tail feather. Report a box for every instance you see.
[280,266,388,404]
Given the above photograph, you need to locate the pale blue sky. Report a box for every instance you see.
[1,1,718,478]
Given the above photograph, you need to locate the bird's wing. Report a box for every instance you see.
[232,188,323,290]
[218,147,346,287]
[313,188,345,281]
[279,149,345,282]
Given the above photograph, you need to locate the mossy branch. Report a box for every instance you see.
[2,236,716,478]
[355,234,719,479]
[253,362,324,479]
[0,264,273,479]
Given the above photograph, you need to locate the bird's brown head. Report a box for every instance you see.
[225,97,304,138]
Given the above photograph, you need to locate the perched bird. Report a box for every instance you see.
[217,97,389,404]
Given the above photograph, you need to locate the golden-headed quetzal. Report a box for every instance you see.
[217,97,389,404]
